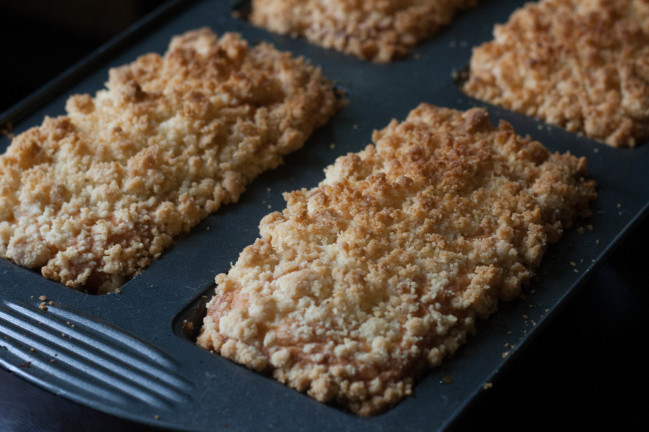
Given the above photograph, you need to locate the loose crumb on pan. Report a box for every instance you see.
[0,28,341,293]
[462,0,649,148]
[0,123,12,135]
[249,0,479,62]
[197,104,597,415]
[440,376,455,385]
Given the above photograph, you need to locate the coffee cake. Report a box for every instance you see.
[463,0,649,147]
[0,28,340,293]
[249,0,478,62]
[197,104,597,415]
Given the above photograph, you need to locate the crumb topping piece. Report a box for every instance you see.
[197,104,597,415]
[250,0,478,62]
[463,0,649,147]
[0,28,340,293]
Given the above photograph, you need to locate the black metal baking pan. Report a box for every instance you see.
[1,0,648,430]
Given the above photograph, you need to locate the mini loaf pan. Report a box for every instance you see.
[1,0,648,430]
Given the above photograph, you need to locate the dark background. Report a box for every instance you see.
[1,1,648,431]
[1,0,164,114]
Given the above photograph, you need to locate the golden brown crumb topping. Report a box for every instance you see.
[0,28,339,293]
[249,0,478,62]
[463,0,649,147]
[197,104,597,415]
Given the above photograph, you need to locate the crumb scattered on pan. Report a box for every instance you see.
[250,0,479,62]
[197,104,597,415]
[463,0,649,147]
[182,320,195,332]
[0,28,340,293]
[440,376,455,385]
[1,123,15,139]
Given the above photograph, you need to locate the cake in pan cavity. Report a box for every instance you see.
[463,0,649,148]
[0,28,340,294]
[197,104,597,415]
[249,0,479,62]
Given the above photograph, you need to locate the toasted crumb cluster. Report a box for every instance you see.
[0,28,339,293]
[463,0,649,147]
[249,0,478,62]
[197,104,597,415]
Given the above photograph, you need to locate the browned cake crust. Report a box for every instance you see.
[197,104,597,415]
[249,0,478,62]
[0,28,340,293]
[463,0,649,148]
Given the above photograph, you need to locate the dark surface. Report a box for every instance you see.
[0,1,647,431]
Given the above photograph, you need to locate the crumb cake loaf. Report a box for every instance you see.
[249,0,478,62]
[0,28,339,293]
[197,104,597,415]
[463,0,649,148]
